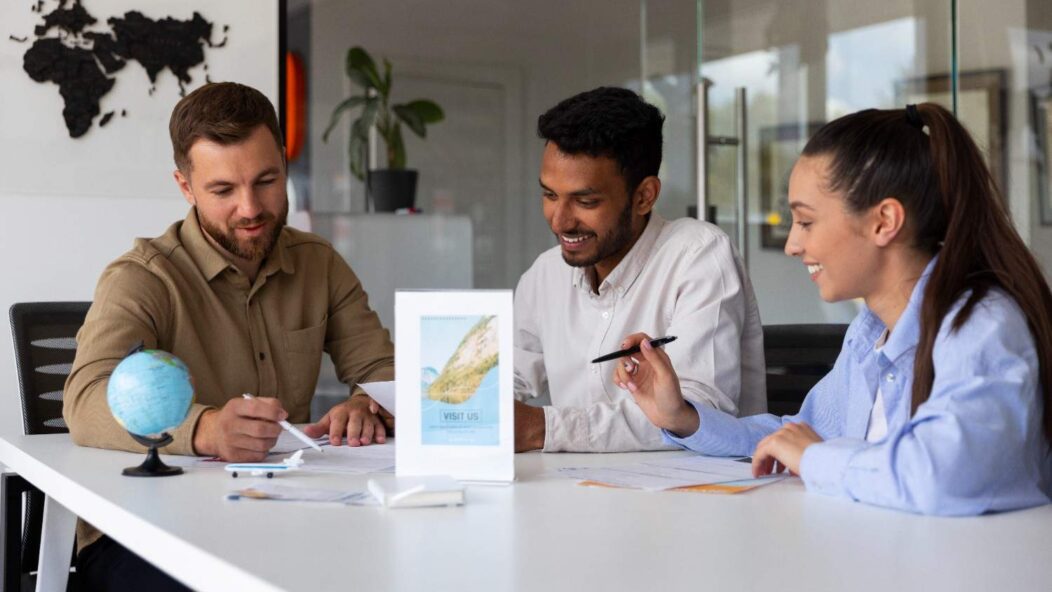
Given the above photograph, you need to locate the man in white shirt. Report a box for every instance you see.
[514,86,766,452]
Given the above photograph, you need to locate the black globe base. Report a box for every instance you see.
[123,432,183,477]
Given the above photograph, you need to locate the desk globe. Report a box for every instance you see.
[107,348,194,476]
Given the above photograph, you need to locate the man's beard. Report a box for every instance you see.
[560,198,634,268]
[200,201,288,262]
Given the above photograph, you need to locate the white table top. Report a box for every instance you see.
[2,433,1051,592]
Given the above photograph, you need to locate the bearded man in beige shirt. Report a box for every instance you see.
[63,82,393,591]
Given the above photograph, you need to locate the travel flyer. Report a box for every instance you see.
[419,314,500,446]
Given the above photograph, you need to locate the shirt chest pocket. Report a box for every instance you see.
[282,319,327,403]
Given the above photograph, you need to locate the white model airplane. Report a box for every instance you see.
[226,450,305,478]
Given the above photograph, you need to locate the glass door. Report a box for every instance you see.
[644,0,956,324]
[955,0,1052,282]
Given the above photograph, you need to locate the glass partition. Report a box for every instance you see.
[643,0,956,323]
[290,1,1046,329]
[957,0,1052,277]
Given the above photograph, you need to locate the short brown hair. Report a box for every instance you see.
[169,82,284,173]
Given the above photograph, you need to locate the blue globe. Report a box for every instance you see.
[106,350,194,437]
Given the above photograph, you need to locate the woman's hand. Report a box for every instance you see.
[751,422,823,477]
[613,333,699,437]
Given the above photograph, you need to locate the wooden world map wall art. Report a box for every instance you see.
[9,0,228,138]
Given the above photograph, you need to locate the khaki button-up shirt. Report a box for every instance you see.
[64,208,394,550]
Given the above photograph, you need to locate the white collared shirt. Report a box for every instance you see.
[866,330,890,442]
[514,213,767,452]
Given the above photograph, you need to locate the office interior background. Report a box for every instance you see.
[1,0,1052,430]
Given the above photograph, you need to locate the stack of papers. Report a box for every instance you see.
[296,443,395,475]
[227,482,377,505]
[166,435,395,475]
[557,455,785,493]
[270,431,396,473]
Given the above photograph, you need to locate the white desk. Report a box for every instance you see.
[2,433,1051,592]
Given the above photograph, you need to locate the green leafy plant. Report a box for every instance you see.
[323,46,445,181]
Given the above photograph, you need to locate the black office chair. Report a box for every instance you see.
[763,323,848,417]
[3,302,91,592]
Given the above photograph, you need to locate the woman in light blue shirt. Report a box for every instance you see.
[615,103,1052,515]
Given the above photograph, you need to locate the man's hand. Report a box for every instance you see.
[751,422,823,478]
[304,395,389,446]
[192,396,286,462]
[613,333,699,437]
[514,399,545,452]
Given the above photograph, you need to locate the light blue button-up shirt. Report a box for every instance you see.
[667,259,1052,515]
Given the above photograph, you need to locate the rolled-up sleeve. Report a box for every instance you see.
[63,259,211,454]
[800,296,1050,515]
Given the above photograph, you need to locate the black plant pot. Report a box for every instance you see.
[367,169,418,212]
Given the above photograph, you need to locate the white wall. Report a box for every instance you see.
[0,195,189,438]
[0,1,281,439]
[308,0,643,287]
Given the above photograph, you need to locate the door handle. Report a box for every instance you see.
[695,82,749,267]
[734,87,748,268]
[695,79,711,225]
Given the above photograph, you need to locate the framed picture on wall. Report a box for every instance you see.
[895,69,1008,197]
[1032,90,1052,225]
[758,122,823,250]
[0,0,284,200]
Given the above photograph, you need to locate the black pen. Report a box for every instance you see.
[590,336,677,364]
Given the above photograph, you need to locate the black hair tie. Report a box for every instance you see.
[905,104,925,130]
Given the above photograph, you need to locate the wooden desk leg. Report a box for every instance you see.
[35,495,75,592]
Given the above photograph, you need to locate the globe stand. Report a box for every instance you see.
[123,432,183,477]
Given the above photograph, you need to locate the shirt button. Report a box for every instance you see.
[591,366,599,374]
[601,311,610,319]
[886,373,895,382]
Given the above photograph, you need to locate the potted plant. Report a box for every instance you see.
[324,46,444,212]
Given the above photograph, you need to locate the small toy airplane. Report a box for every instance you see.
[226,450,305,479]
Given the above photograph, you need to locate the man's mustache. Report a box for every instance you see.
[233,214,273,229]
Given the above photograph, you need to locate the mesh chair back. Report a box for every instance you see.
[9,302,92,435]
[763,324,848,417]
[7,301,90,590]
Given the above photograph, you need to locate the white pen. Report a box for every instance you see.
[242,393,324,453]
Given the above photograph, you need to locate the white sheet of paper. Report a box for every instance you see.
[227,482,377,505]
[164,439,395,474]
[358,381,396,415]
[556,456,776,491]
[296,443,395,474]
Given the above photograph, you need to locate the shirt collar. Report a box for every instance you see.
[571,213,667,295]
[848,256,938,363]
[180,208,231,281]
[179,207,295,282]
[258,226,294,279]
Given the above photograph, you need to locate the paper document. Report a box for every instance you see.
[165,440,395,475]
[296,443,395,474]
[358,381,396,415]
[557,455,784,491]
[227,482,377,505]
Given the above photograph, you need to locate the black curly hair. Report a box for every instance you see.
[537,87,664,195]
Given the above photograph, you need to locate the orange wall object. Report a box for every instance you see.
[285,51,305,162]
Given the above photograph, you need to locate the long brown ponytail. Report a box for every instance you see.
[802,103,1052,442]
